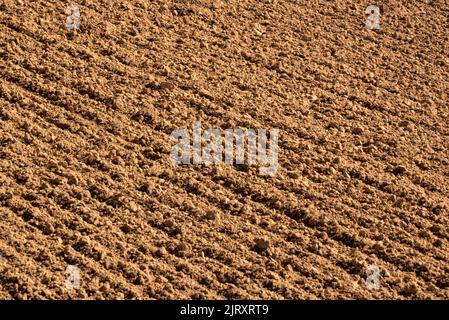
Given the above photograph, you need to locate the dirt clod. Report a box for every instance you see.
[0,0,447,301]
[205,210,219,220]
[163,219,175,228]
[352,126,364,135]
[255,238,270,251]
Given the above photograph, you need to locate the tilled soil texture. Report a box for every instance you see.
[1,0,448,300]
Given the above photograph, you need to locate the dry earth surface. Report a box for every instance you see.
[0,0,448,299]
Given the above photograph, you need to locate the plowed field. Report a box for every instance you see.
[0,0,448,299]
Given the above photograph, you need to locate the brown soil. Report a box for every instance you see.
[0,0,448,299]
